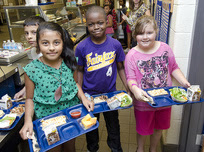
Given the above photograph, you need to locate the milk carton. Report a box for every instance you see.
[0,94,13,109]
[187,85,201,101]
[44,123,60,145]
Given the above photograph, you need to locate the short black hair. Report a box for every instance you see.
[86,5,106,20]
[23,16,45,27]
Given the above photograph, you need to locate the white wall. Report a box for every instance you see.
[163,0,198,145]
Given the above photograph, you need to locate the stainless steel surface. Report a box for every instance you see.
[3,5,41,40]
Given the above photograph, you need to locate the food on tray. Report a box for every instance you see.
[69,109,82,119]
[93,95,108,103]
[81,114,97,130]
[107,96,121,110]
[0,94,13,109]
[41,115,66,128]
[187,85,201,101]
[0,114,16,128]
[10,104,25,116]
[44,123,60,145]
[0,50,19,58]
[71,37,76,43]
[147,89,168,96]
[73,32,77,37]
[169,87,188,102]
[116,93,133,107]
[0,110,5,117]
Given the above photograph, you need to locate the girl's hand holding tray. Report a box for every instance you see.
[28,104,99,152]
[144,86,204,108]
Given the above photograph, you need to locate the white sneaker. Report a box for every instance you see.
[124,48,130,53]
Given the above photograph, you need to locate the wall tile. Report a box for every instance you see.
[174,0,197,5]
[169,29,192,58]
[170,5,196,33]
[175,58,190,77]
[171,105,184,120]
[166,120,181,144]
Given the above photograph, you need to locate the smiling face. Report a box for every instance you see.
[104,5,111,15]
[136,23,157,50]
[24,25,38,47]
[86,12,107,41]
[38,30,63,63]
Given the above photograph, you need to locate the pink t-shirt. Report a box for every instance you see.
[105,14,114,34]
[125,42,179,111]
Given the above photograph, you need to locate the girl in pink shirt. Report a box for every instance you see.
[104,4,114,37]
[124,15,190,152]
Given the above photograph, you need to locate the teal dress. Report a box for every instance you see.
[23,59,80,119]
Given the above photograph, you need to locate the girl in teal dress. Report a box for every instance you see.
[19,22,94,152]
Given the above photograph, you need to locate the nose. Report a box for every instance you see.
[93,23,99,29]
[49,44,55,51]
[143,33,148,39]
[28,33,32,39]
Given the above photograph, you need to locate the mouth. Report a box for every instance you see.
[47,52,58,56]
[93,30,102,34]
[29,41,35,44]
[142,40,150,43]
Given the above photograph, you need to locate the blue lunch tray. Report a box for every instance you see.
[28,104,99,152]
[92,90,133,114]
[145,86,204,108]
[0,102,25,131]
[38,2,54,5]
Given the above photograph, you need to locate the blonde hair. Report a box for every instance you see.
[133,15,158,38]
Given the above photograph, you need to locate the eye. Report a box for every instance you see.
[54,41,60,45]
[88,23,93,27]
[148,32,153,34]
[98,21,104,25]
[42,42,48,45]
[25,32,28,36]
[32,31,37,35]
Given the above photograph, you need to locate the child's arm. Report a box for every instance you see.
[14,87,26,99]
[19,73,35,140]
[172,69,191,88]
[107,15,113,27]
[117,62,131,94]
[127,80,150,102]
[74,67,94,112]
[76,65,84,87]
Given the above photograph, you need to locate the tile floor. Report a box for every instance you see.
[75,76,162,152]
[0,23,162,152]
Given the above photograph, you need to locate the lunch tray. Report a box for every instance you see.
[38,2,54,5]
[0,102,25,131]
[145,86,204,108]
[29,104,99,152]
[92,90,133,114]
